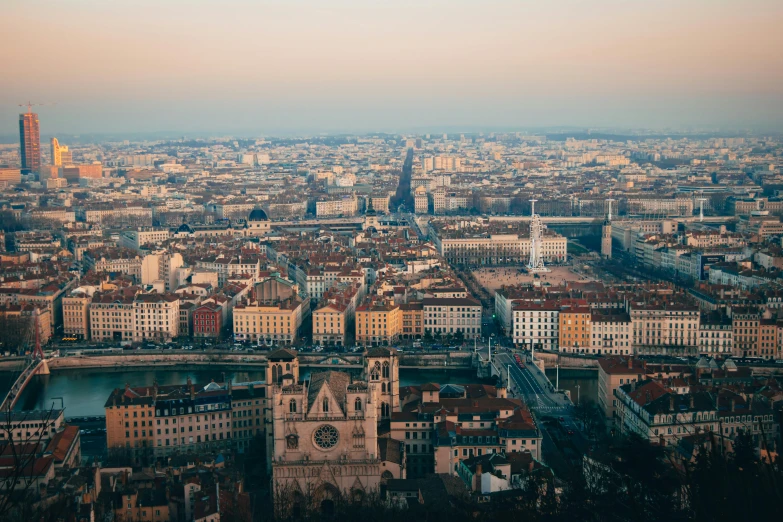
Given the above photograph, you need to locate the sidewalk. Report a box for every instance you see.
[526,355,574,408]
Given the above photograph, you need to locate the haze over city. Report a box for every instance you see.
[1,0,782,137]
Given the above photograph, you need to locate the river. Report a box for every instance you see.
[9,367,489,418]
[545,368,599,406]
[1,365,595,462]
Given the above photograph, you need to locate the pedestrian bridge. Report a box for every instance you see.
[0,358,50,412]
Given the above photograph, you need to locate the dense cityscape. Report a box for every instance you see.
[2,1,783,521]
[0,109,781,521]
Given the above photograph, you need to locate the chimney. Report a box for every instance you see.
[476,463,482,476]
[669,395,675,412]
[730,398,736,412]
[528,459,534,473]
[125,383,130,392]
[153,379,159,399]
[627,357,633,369]
[689,395,694,409]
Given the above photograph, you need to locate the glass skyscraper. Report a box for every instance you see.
[19,111,41,173]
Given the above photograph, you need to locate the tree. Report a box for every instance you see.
[0,406,60,521]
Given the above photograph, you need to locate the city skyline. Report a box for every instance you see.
[1,0,782,136]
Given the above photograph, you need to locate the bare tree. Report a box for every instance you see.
[0,314,33,356]
[0,406,57,520]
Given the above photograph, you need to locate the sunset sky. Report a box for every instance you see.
[1,0,782,135]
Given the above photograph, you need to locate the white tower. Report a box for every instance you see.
[602,199,615,259]
[527,199,548,272]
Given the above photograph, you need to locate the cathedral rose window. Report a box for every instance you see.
[313,424,339,450]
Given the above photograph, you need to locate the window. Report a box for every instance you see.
[289,399,297,413]
[355,397,362,411]
[322,397,329,413]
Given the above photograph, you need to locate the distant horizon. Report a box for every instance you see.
[0,123,779,146]
[2,1,782,139]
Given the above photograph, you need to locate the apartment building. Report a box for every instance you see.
[698,313,733,355]
[558,307,591,353]
[105,379,235,457]
[63,291,92,340]
[81,206,152,225]
[315,195,358,217]
[422,297,482,340]
[512,302,559,350]
[119,228,172,250]
[152,380,233,456]
[615,381,718,447]
[193,303,223,339]
[597,356,646,427]
[233,296,307,345]
[83,248,143,282]
[133,293,180,342]
[630,303,699,356]
[626,197,694,217]
[312,301,349,346]
[732,308,760,357]
[400,301,424,340]
[28,209,76,223]
[89,291,137,342]
[194,255,260,287]
[590,311,633,355]
[758,319,777,359]
[105,385,155,452]
[356,301,402,346]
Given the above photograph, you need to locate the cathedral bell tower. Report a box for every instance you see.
[265,348,299,472]
[364,347,399,419]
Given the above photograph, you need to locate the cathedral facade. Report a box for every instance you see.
[270,369,381,511]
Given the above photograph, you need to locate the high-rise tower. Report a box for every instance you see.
[19,111,41,173]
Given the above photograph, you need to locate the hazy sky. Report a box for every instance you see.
[1,0,782,136]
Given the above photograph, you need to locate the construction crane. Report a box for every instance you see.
[18,101,54,113]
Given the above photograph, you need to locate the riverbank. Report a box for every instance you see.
[46,350,475,371]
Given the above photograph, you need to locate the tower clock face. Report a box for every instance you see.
[313,424,339,450]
